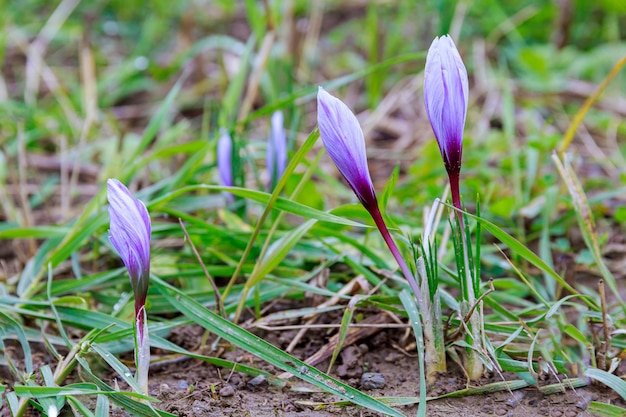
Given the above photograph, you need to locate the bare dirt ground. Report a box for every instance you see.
[134,322,622,417]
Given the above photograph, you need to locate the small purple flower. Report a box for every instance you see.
[317,87,421,301]
[424,35,468,176]
[267,110,287,190]
[217,128,233,188]
[107,178,152,394]
[107,179,151,313]
[317,87,377,210]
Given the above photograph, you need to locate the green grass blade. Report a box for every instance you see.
[587,401,626,417]
[150,185,368,228]
[327,296,363,374]
[90,343,144,394]
[0,312,33,375]
[74,355,171,417]
[399,290,427,417]
[0,226,69,239]
[13,383,151,400]
[585,368,626,401]
[96,393,110,417]
[434,379,530,398]
[219,36,254,127]
[6,390,19,415]
[461,209,598,310]
[67,396,97,417]
[248,219,316,287]
[552,154,625,307]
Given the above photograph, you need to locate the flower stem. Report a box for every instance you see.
[135,307,150,395]
[368,205,421,302]
[449,171,483,379]
[449,172,464,231]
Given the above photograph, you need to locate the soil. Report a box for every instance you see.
[129,322,620,417]
[114,319,623,417]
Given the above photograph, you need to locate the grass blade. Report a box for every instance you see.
[587,401,626,417]
[585,368,626,401]
[399,290,427,417]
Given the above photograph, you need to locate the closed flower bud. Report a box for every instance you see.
[317,87,377,210]
[107,179,151,313]
[267,110,287,190]
[424,35,468,176]
[217,128,234,188]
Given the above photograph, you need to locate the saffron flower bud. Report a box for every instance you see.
[217,128,233,188]
[217,128,235,202]
[424,35,468,218]
[317,87,377,211]
[107,179,151,308]
[317,87,420,301]
[267,110,287,190]
[107,178,151,394]
[424,35,468,176]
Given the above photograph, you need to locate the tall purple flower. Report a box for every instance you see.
[107,178,151,393]
[267,110,287,190]
[317,87,420,301]
[424,35,468,220]
[317,87,377,211]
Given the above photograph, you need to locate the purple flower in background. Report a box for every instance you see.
[424,35,469,218]
[317,87,421,301]
[267,110,287,190]
[107,178,151,393]
[317,87,377,211]
[217,128,233,188]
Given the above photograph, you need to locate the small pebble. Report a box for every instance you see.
[506,390,526,407]
[247,375,268,390]
[219,384,236,397]
[155,383,170,396]
[384,352,403,363]
[177,380,189,390]
[360,372,386,390]
[495,406,508,416]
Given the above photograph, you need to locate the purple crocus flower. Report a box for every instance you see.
[424,35,468,219]
[317,87,421,301]
[217,128,233,188]
[107,179,151,311]
[267,110,287,190]
[217,128,235,203]
[317,87,377,211]
[107,178,151,393]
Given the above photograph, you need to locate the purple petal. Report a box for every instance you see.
[217,128,233,188]
[424,35,468,174]
[267,111,287,189]
[107,179,151,302]
[317,87,377,209]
